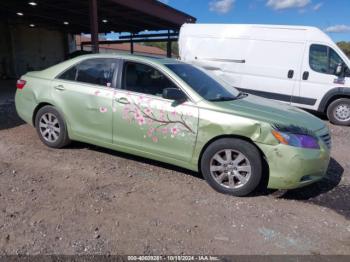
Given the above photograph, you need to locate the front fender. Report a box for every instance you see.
[191,108,277,167]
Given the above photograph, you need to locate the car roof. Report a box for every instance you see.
[73,53,184,66]
[31,52,187,87]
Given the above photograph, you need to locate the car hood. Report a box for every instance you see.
[211,95,326,132]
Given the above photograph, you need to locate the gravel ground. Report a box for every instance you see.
[0,81,349,255]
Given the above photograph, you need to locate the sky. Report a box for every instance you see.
[157,0,350,42]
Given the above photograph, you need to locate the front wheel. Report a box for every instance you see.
[35,105,71,148]
[327,98,350,126]
[200,138,262,197]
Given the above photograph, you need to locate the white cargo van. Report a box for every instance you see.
[179,24,350,126]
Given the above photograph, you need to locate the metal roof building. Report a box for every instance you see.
[0,0,195,78]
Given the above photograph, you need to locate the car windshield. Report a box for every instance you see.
[165,63,240,101]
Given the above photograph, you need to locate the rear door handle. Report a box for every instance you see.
[302,71,309,80]
[54,85,65,91]
[288,70,294,79]
[115,97,130,104]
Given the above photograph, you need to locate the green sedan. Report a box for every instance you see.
[15,54,331,196]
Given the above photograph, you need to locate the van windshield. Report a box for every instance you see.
[165,63,240,101]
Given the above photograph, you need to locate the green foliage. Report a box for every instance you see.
[337,41,350,58]
[141,41,179,57]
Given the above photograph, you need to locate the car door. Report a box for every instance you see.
[295,43,350,110]
[52,58,119,144]
[112,60,199,162]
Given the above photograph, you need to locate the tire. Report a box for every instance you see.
[200,138,262,197]
[327,98,350,126]
[35,105,71,148]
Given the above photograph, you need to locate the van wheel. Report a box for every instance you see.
[327,98,350,126]
[35,106,71,148]
[200,138,262,197]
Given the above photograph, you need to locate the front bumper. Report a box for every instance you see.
[257,139,331,190]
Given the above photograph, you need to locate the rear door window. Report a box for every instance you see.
[59,66,77,81]
[58,58,118,87]
[309,44,329,74]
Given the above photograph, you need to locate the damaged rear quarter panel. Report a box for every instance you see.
[15,75,55,126]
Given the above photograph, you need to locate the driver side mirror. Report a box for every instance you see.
[162,88,187,101]
[335,63,344,77]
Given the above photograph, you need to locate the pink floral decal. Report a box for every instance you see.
[171,127,179,136]
[94,90,101,96]
[99,107,108,113]
[120,95,195,143]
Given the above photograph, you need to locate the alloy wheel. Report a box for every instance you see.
[39,113,60,143]
[210,149,252,189]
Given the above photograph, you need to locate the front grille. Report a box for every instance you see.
[320,133,332,150]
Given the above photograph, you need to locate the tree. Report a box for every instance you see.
[337,41,350,58]
[141,41,179,57]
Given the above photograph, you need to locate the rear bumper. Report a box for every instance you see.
[257,141,330,190]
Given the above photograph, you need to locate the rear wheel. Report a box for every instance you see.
[200,138,262,197]
[327,98,350,126]
[35,106,71,148]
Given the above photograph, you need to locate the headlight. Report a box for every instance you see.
[272,130,320,149]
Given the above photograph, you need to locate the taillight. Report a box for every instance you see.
[16,79,27,89]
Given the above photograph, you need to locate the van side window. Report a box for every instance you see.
[309,44,349,76]
[329,49,343,74]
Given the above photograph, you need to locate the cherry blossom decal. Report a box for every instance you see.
[99,107,108,113]
[121,93,196,143]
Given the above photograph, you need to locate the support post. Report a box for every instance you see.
[89,0,99,53]
[166,30,171,58]
[130,33,134,54]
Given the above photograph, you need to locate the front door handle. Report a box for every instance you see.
[302,71,309,80]
[288,70,294,79]
[54,85,65,91]
[116,97,130,104]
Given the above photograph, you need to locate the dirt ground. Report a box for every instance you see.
[0,80,349,255]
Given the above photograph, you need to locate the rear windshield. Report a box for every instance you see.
[165,63,239,101]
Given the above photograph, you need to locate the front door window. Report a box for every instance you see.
[123,62,177,96]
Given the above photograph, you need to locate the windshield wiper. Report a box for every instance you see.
[209,96,236,102]
[209,92,248,102]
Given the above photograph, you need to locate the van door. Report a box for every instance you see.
[296,43,350,110]
[240,40,304,104]
[181,37,248,88]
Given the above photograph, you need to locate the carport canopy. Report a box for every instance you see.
[0,0,196,52]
